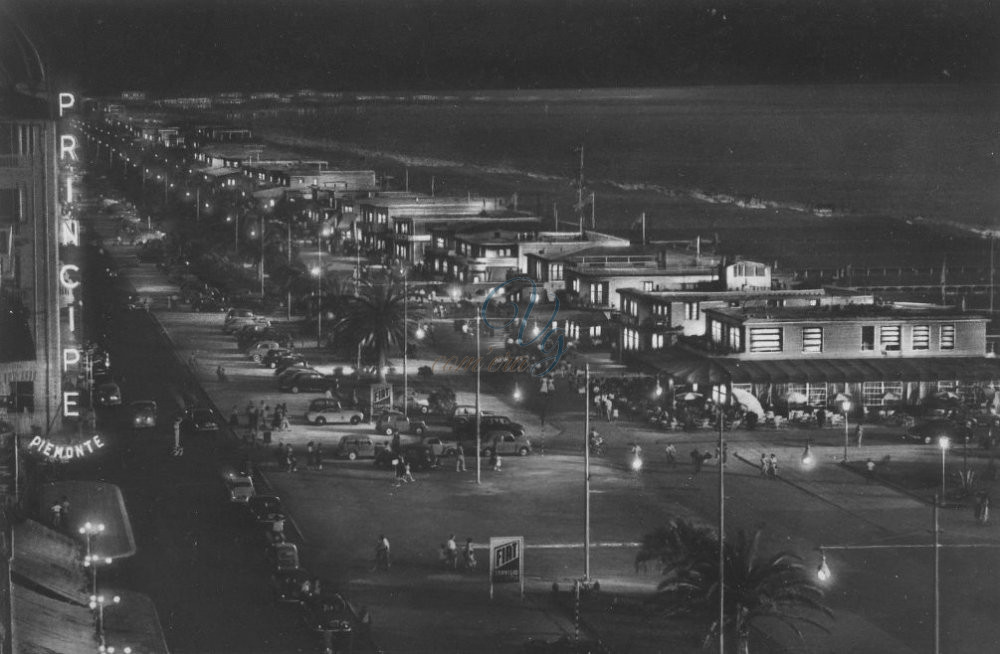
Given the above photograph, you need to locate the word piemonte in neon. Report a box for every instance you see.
[481,277,566,376]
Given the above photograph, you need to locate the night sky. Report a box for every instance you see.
[13,0,1000,95]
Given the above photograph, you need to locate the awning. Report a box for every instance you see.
[39,481,137,560]
[12,585,98,654]
[638,350,1000,386]
[13,585,171,654]
[12,519,88,605]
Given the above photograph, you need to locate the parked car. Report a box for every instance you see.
[224,471,255,503]
[454,414,525,438]
[481,431,532,457]
[275,359,314,377]
[375,411,427,436]
[421,436,460,457]
[128,400,157,428]
[451,405,496,425]
[267,540,300,572]
[905,418,962,444]
[94,381,123,407]
[262,348,301,368]
[247,494,285,526]
[271,567,312,603]
[247,341,283,363]
[335,436,377,460]
[306,398,364,425]
[182,407,220,433]
[224,309,270,334]
[191,295,227,313]
[299,591,359,638]
[394,391,431,415]
[276,366,319,385]
[279,371,338,394]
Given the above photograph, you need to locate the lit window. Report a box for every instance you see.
[685,301,700,320]
[711,320,723,344]
[728,326,742,351]
[880,325,901,351]
[940,324,955,350]
[802,327,823,353]
[652,333,664,349]
[749,327,782,353]
[912,325,930,350]
[643,281,653,291]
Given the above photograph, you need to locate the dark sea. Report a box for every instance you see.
[248,85,997,230]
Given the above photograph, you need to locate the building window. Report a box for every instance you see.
[810,299,821,307]
[643,281,653,291]
[862,381,904,406]
[652,303,669,318]
[940,324,955,350]
[749,327,783,353]
[684,301,700,320]
[591,325,602,338]
[651,333,664,349]
[912,325,930,351]
[861,325,875,351]
[0,187,22,223]
[589,283,605,305]
[622,298,637,317]
[624,328,639,351]
[880,325,901,351]
[787,383,828,407]
[711,320,723,344]
[728,326,742,352]
[802,326,823,353]
[571,278,580,294]
[550,264,564,281]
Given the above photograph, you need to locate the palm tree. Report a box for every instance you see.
[330,277,427,382]
[635,519,832,654]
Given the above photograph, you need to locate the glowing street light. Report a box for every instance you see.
[939,436,950,505]
[801,443,815,469]
[841,398,852,462]
[89,594,121,643]
[816,551,831,581]
[513,383,522,402]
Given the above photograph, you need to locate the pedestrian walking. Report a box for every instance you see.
[816,408,826,428]
[768,453,779,479]
[445,534,458,569]
[664,443,677,466]
[229,405,240,429]
[306,441,315,470]
[248,402,258,431]
[402,460,416,482]
[855,423,864,448]
[374,535,391,570]
[759,453,768,477]
[865,458,876,484]
[49,499,64,529]
[315,442,324,470]
[690,449,703,474]
[491,452,502,472]
[462,538,477,570]
[976,493,991,525]
[393,456,407,486]
[455,443,467,472]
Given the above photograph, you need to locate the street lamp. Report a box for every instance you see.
[311,265,322,348]
[79,522,105,563]
[513,382,522,402]
[939,436,950,505]
[98,646,133,654]
[801,442,815,469]
[841,399,852,462]
[89,594,120,643]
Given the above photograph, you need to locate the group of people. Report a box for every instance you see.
[440,533,477,571]
[274,441,299,472]
[759,453,780,479]
[232,399,292,444]
[48,495,71,531]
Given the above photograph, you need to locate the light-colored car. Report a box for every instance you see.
[247,341,282,363]
[224,472,255,503]
[395,391,431,414]
[305,398,364,425]
[375,411,427,436]
[335,436,377,460]
[421,436,460,457]
[481,431,532,457]
[451,405,496,425]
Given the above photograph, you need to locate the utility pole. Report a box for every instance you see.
[577,145,585,236]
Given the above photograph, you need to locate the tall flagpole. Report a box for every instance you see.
[584,364,591,581]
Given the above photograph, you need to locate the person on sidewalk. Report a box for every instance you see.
[49,499,63,529]
[306,441,315,470]
[664,443,677,466]
[976,493,991,525]
[865,458,876,484]
[445,534,458,569]
[760,453,768,477]
[491,452,503,472]
[768,453,779,479]
[816,407,826,428]
[229,405,240,429]
[315,443,324,470]
[690,449,704,475]
[462,538,477,570]
[455,443,466,472]
[374,535,391,570]
[855,423,864,448]
[402,460,416,482]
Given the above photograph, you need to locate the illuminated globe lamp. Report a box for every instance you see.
[801,443,815,469]
[98,646,132,654]
[817,551,831,582]
[513,383,522,402]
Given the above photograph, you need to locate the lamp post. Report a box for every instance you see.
[311,264,322,348]
[717,403,725,654]
[89,594,120,644]
[939,436,950,505]
[816,496,954,654]
[584,363,591,582]
[476,312,481,485]
[841,399,852,462]
[79,522,105,565]
[98,646,133,654]
[258,214,265,297]
[403,270,409,417]
[84,554,113,597]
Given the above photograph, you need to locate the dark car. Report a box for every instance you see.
[182,407,220,433]
[247,494,285,526]
[265,350,307,370]
[375,411,427,436]
[271,568,312,603]
[236,327,294,351]
[454,415,525,439]
[905,418,963,444]
[128,400,157,429]
[279,371,338,394]
[191,295,227,313]
[94,381,123,407]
